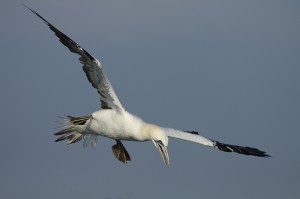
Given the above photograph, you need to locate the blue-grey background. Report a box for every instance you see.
[1,0,299,198]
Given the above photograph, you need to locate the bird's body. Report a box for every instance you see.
[86,110,152,142]
[90,110,141,141]
[24,4,270,166]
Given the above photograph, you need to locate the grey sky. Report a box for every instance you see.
[1,0,299,198]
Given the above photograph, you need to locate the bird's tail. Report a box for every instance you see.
[54,115,92,145]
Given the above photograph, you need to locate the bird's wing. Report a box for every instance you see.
[24,4,124,111]
[163,128,270,157]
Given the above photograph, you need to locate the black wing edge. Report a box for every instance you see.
[22,4,95,62]
[184,130,271,157]
[213,140,271,157]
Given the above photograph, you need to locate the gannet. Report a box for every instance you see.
[24,5,270,166]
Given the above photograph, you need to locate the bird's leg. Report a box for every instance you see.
[112,140,131,164]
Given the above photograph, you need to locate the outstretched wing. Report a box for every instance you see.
[24,4,124,111]
[163,128,270,157]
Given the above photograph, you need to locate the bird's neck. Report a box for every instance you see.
[139,123,160,141]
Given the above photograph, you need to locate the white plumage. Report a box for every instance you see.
[24,4,270,166]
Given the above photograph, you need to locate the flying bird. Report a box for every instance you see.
[24,5,270,166]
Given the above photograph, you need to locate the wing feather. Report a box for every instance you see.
[24,4,124,111]
[164,128,270,157]
[163,128,214,147]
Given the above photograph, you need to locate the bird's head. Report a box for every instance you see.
[143,124,169,166]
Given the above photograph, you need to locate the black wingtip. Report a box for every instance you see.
[22,4,38,17]
[21,3,30,10]
[214,141,271,158]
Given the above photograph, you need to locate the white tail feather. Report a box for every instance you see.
[54,115,97,147]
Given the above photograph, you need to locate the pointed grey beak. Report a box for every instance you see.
[152,139,169,166]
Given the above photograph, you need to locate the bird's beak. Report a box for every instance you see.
[152,139,169,166]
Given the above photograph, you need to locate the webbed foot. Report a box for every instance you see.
[112,140,131,164]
